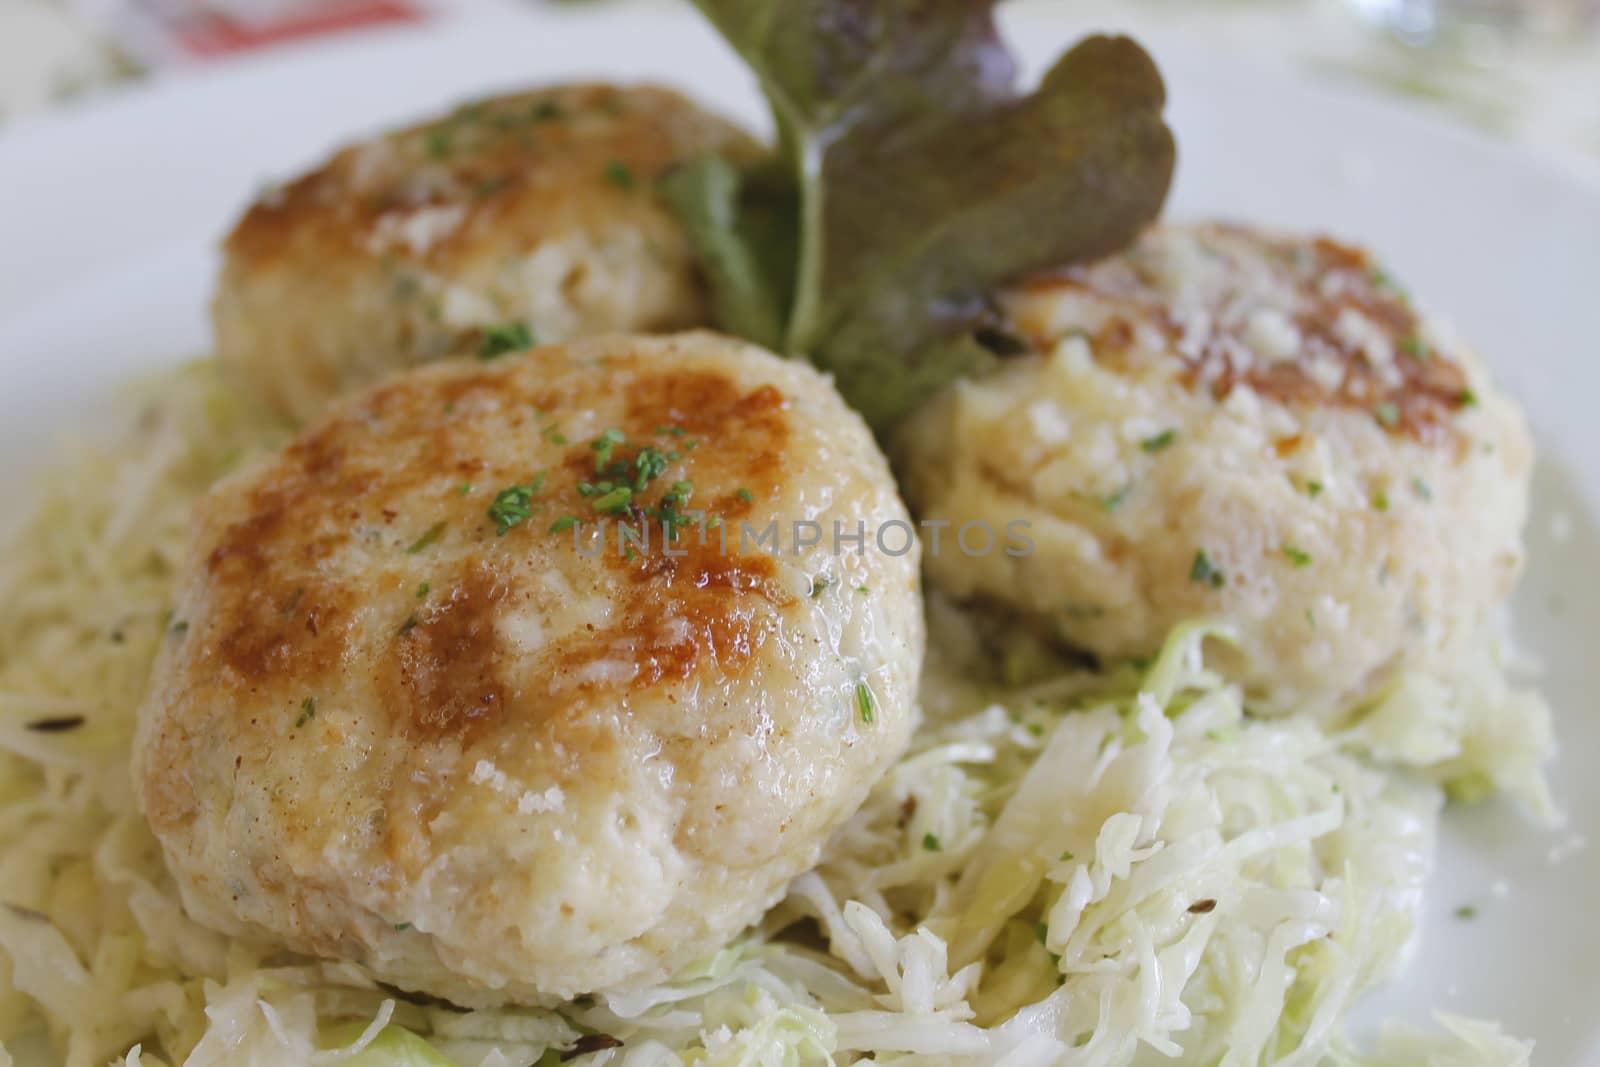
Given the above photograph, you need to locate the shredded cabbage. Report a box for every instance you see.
[0,366,1547,1066]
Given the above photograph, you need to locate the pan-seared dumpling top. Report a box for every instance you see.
[214,84,762,422]
[133,332,924,1007]
[895,222,1531,718]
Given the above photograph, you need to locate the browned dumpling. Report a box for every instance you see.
[133,332,923,1006]
[214,84,762,422]
[895,223,1531,718]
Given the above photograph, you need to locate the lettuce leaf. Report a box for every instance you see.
[665,1,1175,428]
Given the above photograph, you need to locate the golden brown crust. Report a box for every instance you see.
[134,333,925,1002]
[213,84,765,423]
[227,83,759,276]
[174,347,799,770]
[1013,226,1471,445]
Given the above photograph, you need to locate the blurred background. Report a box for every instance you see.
[2,0,1597,180]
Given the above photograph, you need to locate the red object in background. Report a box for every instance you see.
[108,0,429,64]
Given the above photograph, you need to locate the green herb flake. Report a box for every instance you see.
[1189,550,1225,589]
[1033,921,1050,946]
[406,520,448,554]
[393,921,413,931]
[423,129,451,159]
[295,697,317,728]
[1371,267,1405,295]
[1306,480,1324,499]
[631,446,670,490]
[548,515,580,535]
[856,584,870,593]
[1100,485,1133,513]
[1398,335,1429,360]
[1372,489,1391,513]
[591,429,625,472]
[855,682,876,725]
[1412,476,1433,501]
[656,424,688,437]
[1282,544,1313,568]
[1374,401,1401,428]
[1059,850,1075,863]
[736,487,754,503]
[1458,388,1478,408]
[604,160,636,191]
[1454,905,1478,920]
[1141,429,1177,453]
[399,614,420,635]
[458,482,474,496]
[922,832,942,852]
[488,475,547,535]
[416,582,431,599]
[478,320,535,360]
[170,619,189,636]
[811,574,837,598]
[593,486,634,514]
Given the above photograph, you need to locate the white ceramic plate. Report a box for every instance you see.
[0,5,1596,1061]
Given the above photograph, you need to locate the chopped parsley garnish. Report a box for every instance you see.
[604,160,636,190]
[855,682,876,724]
[632,446,670,489]
[1306,480,1324,499]
[922,832,942,852]
[1099,485,1132,512]
[1282,544,1313,568]
[1059,850,1075,863]
[393,921,413,931]
[1033,921,1049,945]
[458,482,474,496]
[170,619,189,635]
[1372,489,1391,513]
[656,424,688,437]
[1454,904,1478,920]
[1189,550,1225,589]
[406,520,448,554]
[548,515,580,534]
[487,474,547,535]
[1458,388,1478,408]
[1141,429,1178,453]
[1371,267,1403,294]
[416,582,430,599]
[593,486,634,514]
[1412,476,1433,501]
[811,574,836,598]
[1398,335,1429,360]
[1374,401,1401,429]
[856,584,870,593]
[295,697,317,728]
[591,429,625,471]
[478,320,535,360]
[736,487,754,503]
[399,614,420,635]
